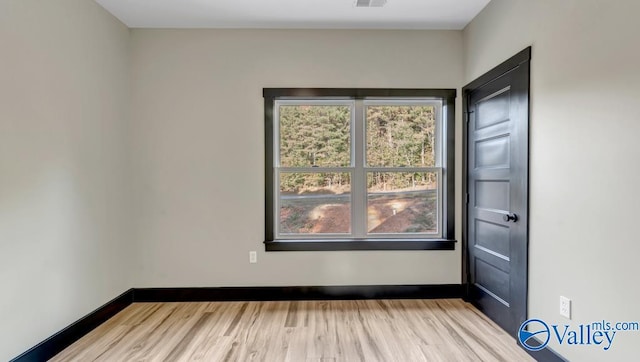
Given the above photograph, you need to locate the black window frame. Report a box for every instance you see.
[264,88,456,251]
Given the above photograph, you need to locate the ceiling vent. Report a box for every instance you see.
[355,0,387,8]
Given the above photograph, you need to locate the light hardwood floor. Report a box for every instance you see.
[51,299,534,361]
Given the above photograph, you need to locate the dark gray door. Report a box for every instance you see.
[463,48,530,336]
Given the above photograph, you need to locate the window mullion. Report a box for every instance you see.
[352,99,367,238]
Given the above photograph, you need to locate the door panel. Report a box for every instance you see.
[464,48,530,337]
[475,219,510,256]
[475,180,510,210]
[475,135,510,168]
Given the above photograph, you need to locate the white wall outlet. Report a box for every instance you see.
[249,251,257,264]
[560,296,571,319]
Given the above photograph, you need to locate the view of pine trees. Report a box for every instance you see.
[366,105,437,191]
[279,105,351,168]
[279,104,437,193]
[366,105,435,167]
[279,105,351,193]
[277,103,439,235]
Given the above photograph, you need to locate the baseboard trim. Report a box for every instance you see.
[10,289,134,362]
[133,284,463,302]
[10,284,462,361]
[12,284,570,361]
[522,338,568,362]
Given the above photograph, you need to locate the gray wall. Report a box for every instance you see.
[0,1,131,360]
[129,29,464,287]
[464,1,640,360]
[5,1,638,360]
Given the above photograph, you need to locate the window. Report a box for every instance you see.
[264,89,455,251]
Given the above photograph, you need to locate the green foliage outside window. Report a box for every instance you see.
[279,104,436,194]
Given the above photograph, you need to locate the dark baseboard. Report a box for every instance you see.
[10,289,134,362]
[522,338,568,362]
[133,284,463,302]
[12,284,570,362]
[10,284,463,361]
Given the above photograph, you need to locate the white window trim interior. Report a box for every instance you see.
[274,98,445,240]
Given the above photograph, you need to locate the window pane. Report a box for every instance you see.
[366,105,436,167]
[279,172,351,234]
[279,105,351,167]
[367,172,437,234]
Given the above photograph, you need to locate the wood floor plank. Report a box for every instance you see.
[51,299,533,362]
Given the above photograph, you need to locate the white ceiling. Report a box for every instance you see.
[95,0,491,30]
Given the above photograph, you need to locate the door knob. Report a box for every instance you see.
[503,213,518,222]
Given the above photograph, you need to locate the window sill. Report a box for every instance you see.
[264,239,456,251]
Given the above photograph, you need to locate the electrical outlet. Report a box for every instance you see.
[249,251,257,264]
[560,296,571,319]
